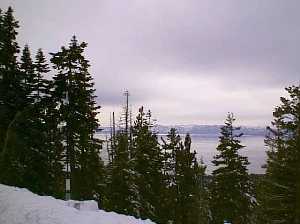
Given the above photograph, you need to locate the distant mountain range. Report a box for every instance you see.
[97,124,266,137]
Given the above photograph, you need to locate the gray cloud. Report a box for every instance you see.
[1,0,299,125]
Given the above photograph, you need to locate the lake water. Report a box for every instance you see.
[95,133,267,174]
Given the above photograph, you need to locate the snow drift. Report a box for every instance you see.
[0,184,155,224]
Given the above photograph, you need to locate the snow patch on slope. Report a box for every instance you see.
[0,184,155,224]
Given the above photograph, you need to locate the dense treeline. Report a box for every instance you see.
[0,7,299,224]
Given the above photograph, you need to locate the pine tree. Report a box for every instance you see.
[0,7,39,190]
[0,6,25,152]
[162,129,209,224]
[0,7,19,71]
[104,93,140,217]
[131,107,164,222]
[210,113,254,224]
[175,134,208,224]
[105,131,140,217]
[195,158,211,224]
[20,44,35,102]
[20,46,50,103]
[42,99,65,198]
[50,36,104,200]
[34,48,65,197]
[260,85,300,223]
[0,44,51,195]
[161,128,181,223]
[34,48,50,100]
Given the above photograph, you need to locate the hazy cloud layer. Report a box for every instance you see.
[1,0,299,125]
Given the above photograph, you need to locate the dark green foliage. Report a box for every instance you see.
[161,128,182,223]
[0,7,19,70]
[260,85,300,223]
[105,131,140,217]
[34,48,51,100]
[250,174,268,224]
[41,95,65,198]
[20,44,35,101]
[0,105,50,194]
[130,108,164,222]
[175,134,209,224]
[0,5,101,204]
[0,35,63,196]
[31,50,65,197]
[0,7,35,190]
[0,7,25,152]
[0,7,103,200]
[161,129,209,224]
[105,113,210,224]
[50,36,104,200]
[210,113,254,224]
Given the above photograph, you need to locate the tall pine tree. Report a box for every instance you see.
[161,129,209,224]
[20,44,35,102]
[176,134,208,224]
[50,36,104,200]
[34,48,65,197]
[0,7,39,190]
[131,107,164,222]
[104,130,140,217]
[161,128,181,223]
[210,113,254,224]
[34,48,50,100]
[0,6,25,153]
[0,42,52,195]
[260,85,300,223]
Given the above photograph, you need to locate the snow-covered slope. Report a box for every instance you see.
[0,184,155,224]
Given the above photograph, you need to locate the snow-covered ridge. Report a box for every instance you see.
[98,125,266,136]
[0,184,155,224]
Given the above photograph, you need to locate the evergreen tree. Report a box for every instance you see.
[20,44,35,101]
[0,44,52,195]
[195,158,211,224]
[260,85,300,223]
[161,128,181,223]
[0,7,19,71]
[210,113,254,224]
[0,105,51,193]
[50,36,104,200]
[175,134,208,224]
[131,107,164,222]
[104,93,140,217]
[0,7,40,191]
[41,96,65,198]
[105,131,140,217]
[162,129,209,224]
[0,6,25,152]
[34,49,65,197]
[34,48,50,100]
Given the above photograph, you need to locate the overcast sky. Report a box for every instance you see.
[1,0,299,126]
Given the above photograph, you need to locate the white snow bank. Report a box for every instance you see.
[0,184,155,224]
[66,200,99,211]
